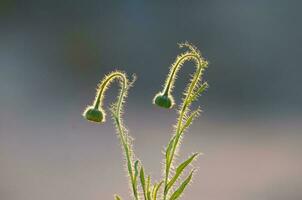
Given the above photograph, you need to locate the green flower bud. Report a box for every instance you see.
[153,93,174,109]
[83,107,105,123]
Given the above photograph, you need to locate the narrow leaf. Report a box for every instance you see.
[165,135,176,171]
[147,176,151,191]
[153,181,163,200]
[166,136,175,160]
[140,167,147,200]
[151,183,157,199]
[114,195,122,200]
[167,153,199,191]
[188,82,208,104]
[134,160,139,179]
[133,160,139,188]
[147,176,152,200]
[147,190,152,200]
[169,170,195,200]
[180,110,199,133]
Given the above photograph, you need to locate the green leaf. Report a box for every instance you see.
[187,82,208,104]
[140,167,147,200]
[147,191,152,200]
[169,170,195,200]
[147,176,152,200]
[134,160,139,179]
[153,181,163,200]
[114,195,122,200]
[166,136,175,160]
[133,160,139,187]
[180,110,199,133]
[151,183,157,199]
[167,153,199,192]
[165,135,176,173]
[147,175,150,190]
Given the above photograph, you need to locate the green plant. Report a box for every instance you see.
[83,42,208,200]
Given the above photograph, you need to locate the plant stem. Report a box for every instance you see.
[163,54,196,96]
[114,78,139,200]
[163,55,204,200]
[114,117,139,200]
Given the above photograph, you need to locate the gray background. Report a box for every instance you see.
[0,1,301,200]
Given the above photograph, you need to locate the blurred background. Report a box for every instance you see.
[0,1,301,200]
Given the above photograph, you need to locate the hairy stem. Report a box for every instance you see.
[163,54,204,200]
[113,75,139,200]
[114,117,139,200]
[94,72,139,200]
[163,54,199,96]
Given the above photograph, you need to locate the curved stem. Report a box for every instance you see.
[163,54,205,200]
[163,54,199,96]
[93,72,125,110]
[115,80,139,200]
[95,72,139,200]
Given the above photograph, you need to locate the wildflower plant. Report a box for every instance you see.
[83,42,208,200]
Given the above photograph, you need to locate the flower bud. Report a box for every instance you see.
[153,93,174,109]
[83,107,105,123]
